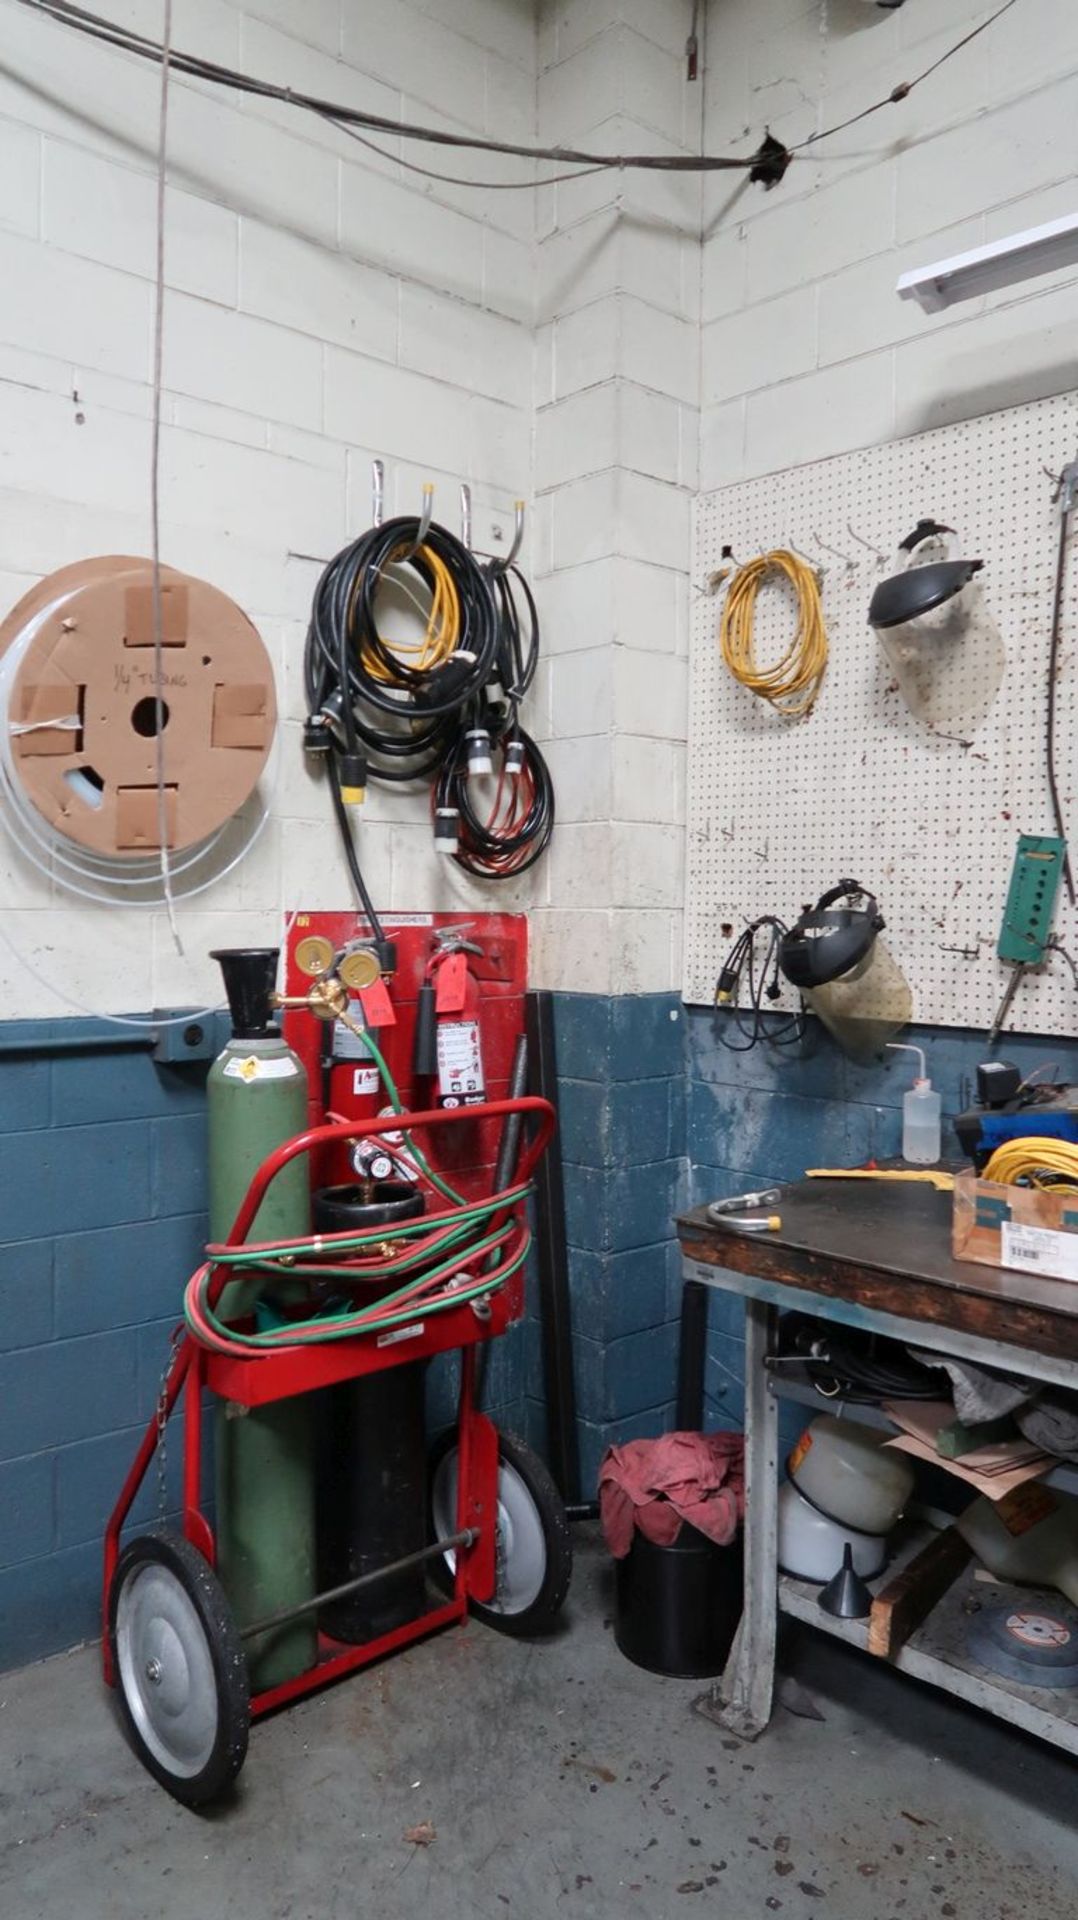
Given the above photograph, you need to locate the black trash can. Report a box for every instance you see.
[614,1522,743,1678]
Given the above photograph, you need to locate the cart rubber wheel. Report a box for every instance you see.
[108,1528,249,1808]
[429,1429,572,1637]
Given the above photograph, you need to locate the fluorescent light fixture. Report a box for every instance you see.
[897,210,1078,314]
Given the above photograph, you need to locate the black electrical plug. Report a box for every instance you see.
[715,964,739,1005]
[373,938,397,977]
[412,655,477,710]
[337,750,367,805]
[303,713,333,757]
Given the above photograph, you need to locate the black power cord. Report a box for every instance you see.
[714,916,804,1052]
[1046,476,1076,904]
[305,517,556,897]
[433,727,554,879]
[305,515,500,785]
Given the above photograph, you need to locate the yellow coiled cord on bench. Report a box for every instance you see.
[982,1137,1078,1189]
[718,549,829,719]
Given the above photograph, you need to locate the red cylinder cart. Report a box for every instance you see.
[102,1097,570,1806]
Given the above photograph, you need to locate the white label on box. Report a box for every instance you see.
[1001,1221,1078,1282]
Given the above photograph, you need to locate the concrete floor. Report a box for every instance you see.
[2,1529,1077,1920]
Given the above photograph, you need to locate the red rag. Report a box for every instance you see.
[598,1430,745,1559]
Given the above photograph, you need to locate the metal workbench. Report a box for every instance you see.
[677,1178,1078,1756]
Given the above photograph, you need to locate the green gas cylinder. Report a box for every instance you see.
[208,948,316,1691]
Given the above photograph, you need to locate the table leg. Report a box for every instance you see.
[713,1298,779,1739]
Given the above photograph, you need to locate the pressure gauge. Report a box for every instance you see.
[294,934,335,978]
[338,946,381,991]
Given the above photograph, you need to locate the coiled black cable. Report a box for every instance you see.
[714,916,805,1052]
[486,565,539,725]
[434,727,554,879]
[305,515,500,784]
[305,515,555,897]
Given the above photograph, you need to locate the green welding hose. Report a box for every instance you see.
[212,1183,530,1268]
[188,1025,530,1353]
[188,1232,530,1349]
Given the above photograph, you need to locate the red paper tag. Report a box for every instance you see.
[434,950,469,1016]
[357,977,396,1028]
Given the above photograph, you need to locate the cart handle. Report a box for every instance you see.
[221,1096,556,1252]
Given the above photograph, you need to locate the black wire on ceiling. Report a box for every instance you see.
[13,0,1022,194]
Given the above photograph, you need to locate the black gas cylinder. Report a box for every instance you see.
[312,1181,429,1644]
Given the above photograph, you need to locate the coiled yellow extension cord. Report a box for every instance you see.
[351,543,461,683]
[718,549,829,719]
[983,1136,1078,1189]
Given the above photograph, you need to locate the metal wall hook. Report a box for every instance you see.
[787,538,825,579]
[460,482,472,551]
[398,482,435,561]
[846,521,887,565]
[811,529,856,571]
[371,458,385,530]
[490,499,525,575]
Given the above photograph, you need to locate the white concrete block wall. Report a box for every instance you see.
[529,0,701,996]
[0,0,544,1019]
[700,0,1078,491]
[4,0,1074,1016]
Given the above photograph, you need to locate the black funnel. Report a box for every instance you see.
[211,947,279,1040]
[819,1543,873,1621]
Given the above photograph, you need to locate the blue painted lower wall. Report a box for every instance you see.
[541,992,688,1496]
[687,1007,1078,1437]
[6,991,1078,1671]
[0,1021,222,1671]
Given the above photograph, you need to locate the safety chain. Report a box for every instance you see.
[155,1324,184,1523]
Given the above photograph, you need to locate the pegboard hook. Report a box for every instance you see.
[846,521,887,566]
[787,538,825,582]
[812,529,856,573]
[398,483,435,561]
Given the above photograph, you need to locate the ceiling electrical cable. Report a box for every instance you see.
[12,0,1023,191]
[794,0,1020,154]
[718,550,829,719]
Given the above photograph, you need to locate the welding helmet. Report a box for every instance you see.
[868,520,1005,731]
[779,881,912,1060]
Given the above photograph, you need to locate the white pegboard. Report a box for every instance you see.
[684,393,1078,1034]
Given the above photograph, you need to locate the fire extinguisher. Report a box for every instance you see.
[412,934,487,1107]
